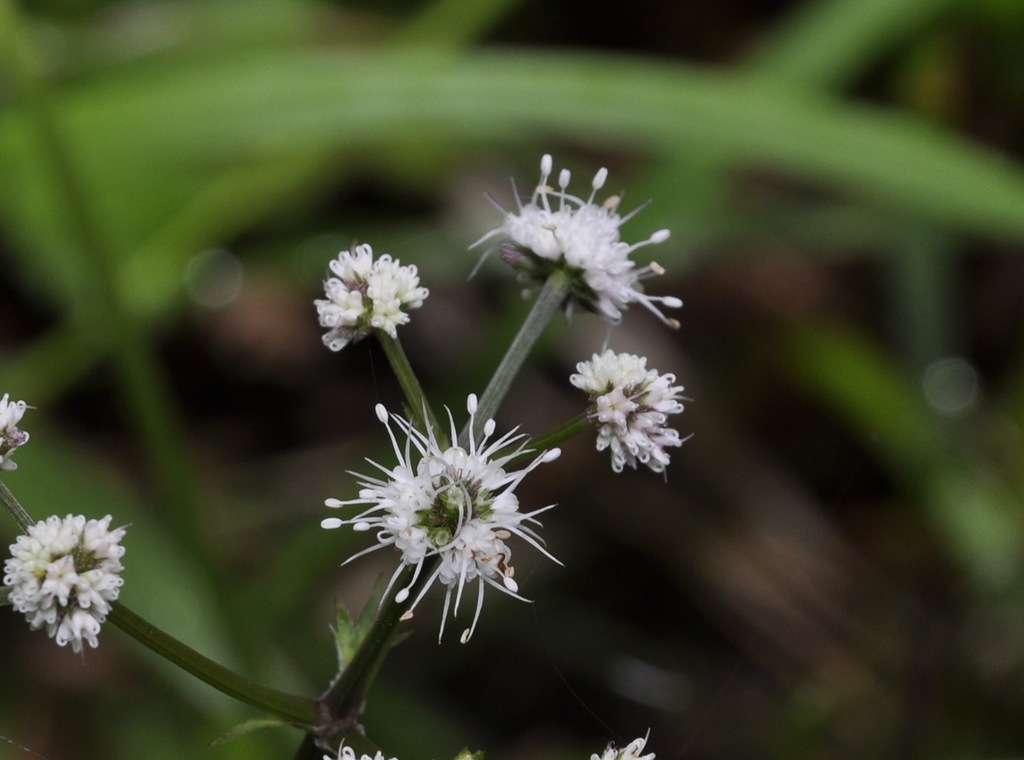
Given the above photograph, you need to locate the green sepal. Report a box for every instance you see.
[453,749,484,760]
[333,600,358,671]
[333,575,400,670]
[0,586,11,606]
[209,716,291,747]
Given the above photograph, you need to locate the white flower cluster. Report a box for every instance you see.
[322,395,560,643]
[0,393,30,471]
[315,243,429,351]
[4,514,126,653]
[325,744,398,760]
[571,351,686,474]
[473,154,681,327]
[592,735,655,760]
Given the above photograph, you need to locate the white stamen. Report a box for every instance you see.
[319,395,560,642]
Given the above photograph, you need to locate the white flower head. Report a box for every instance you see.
[472,154,681,327]
[592,733,655,760]
[325,743,398,760]
[4,514,127,653]
[315,243,429,351]
[571,351,687,474]
[322,395,561,643]
[0,393,31,471]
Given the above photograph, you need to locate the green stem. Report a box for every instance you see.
[320,564,421,719]
[0,477,35,532]
[109,603,320,726]
[513,412,592,465]
[292,563,431,759]
[463,271,571,445]
[0,0,203,558]
[376,331,443,441]
[293,277,573,755]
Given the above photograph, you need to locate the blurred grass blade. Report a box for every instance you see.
[5,48,1024,293]
[783,321,1022,589]
[392,0,524,47]
[783,321,947,484]
[744,0,957,89]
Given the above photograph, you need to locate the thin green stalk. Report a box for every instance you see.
[376,331,443,440]
[0,0,203,557]
[463,272,571,445]
[513,412,592,465]
[884,226,958,373]
[0,477,34,532]
[292,276,573,757]
[109,603,320,726]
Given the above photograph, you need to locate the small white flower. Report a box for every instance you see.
[571,351,687,474]
[322,395,561,643]
[472,154,681,327]
[592,734,655,760]
[324,743,398,760]
[4,514,126,654]
[0,393,30,471]
[315,243,429,351]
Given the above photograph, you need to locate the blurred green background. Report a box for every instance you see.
[3,0,1024,758]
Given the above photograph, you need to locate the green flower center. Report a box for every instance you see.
[416,469,494,547]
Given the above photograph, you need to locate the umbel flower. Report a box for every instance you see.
[571,350,687,474]
[4,514,127,653]
[322,395,561,643]
[325,744,398,760]
[315,243,429,351]
[472,154,681,327]
[0,392,30,471]
[592,734,656,760]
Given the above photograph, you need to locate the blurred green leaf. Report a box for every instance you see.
[783,321,953,482]
[211,716,292,747]
[783,322,1023,590]
[333,582,396,672]
[744,0,957,89]
[391,0,522,48]
[6,46,1024,313]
